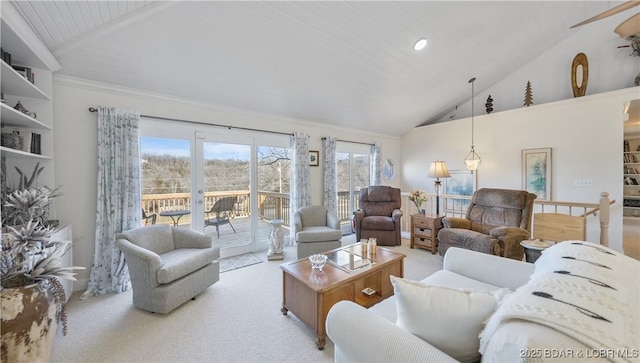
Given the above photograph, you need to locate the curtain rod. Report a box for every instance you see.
[321,136,374,146]
[88,107,294,137]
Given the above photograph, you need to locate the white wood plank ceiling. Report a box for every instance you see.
[7,1,628,136]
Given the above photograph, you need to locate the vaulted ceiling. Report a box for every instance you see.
[8,1,629,136]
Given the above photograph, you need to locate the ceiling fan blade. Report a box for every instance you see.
[570,1,640,28]
[615,12,640,37]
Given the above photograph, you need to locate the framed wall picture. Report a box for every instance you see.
[443,170,476,213]
[522,148,551,201]
[309,150,319,167]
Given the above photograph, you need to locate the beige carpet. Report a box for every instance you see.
[52,236,443,363]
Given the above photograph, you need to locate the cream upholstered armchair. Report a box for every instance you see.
[116,224,220,314]
[437,188,536,260]
[353,186,403,246]
[294,206,342,258]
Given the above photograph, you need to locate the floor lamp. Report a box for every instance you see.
[429,161,451,215]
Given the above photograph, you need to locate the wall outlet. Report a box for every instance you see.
[574,179,594,187]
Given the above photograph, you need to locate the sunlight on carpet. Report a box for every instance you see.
[219,252,262,273]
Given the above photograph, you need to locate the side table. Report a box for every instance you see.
[520,239,553,263]
[410,214,443,254]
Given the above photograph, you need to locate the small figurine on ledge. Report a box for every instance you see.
[14,101,36,119]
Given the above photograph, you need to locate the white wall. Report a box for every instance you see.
[402,87,640,253]
[52,76,401,290]
[432,9,639,123]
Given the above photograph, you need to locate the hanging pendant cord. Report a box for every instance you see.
[469,77,476,148]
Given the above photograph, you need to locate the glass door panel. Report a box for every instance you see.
[337,151,370,233]
[337,152,351,225]
[201,140,252,251]
[140,137,192,228]
[256,146,292,246]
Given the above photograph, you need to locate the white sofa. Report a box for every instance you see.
[326,243,639,362]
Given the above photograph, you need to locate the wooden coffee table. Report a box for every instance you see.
[280,244,405,349]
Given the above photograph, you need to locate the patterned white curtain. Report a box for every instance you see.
[82,107,141,298]
[370,143,382,186]
[322,137,338,215]
[289,132,311,245]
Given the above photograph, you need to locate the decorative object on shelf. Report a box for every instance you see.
[449,105,458,120]
[12,65,34,84]
[485,95,494,114]
[464,77,481,172]
[13,101,36,119]
[1,126,39,153]
[523,81,534,106]
[408,189,427,213]
[1,132,23,151]
[428,160,451,215]
[1,47,12,65]
[309,150,319,167]
[522,148,552,201]
[1,164,83,362]
[571,53,589,97]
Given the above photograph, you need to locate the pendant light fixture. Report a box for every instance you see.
[464,77,482,172]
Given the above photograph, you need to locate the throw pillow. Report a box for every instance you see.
[390,276,506,363]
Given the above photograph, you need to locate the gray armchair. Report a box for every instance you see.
[437,188,536,260]
[353,186,403,246]
[116,224,220,314]
[294,206,342,258]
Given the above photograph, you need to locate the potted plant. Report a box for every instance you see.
[1,163,83,362]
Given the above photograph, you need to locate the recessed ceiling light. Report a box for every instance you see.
[414,38,427,51]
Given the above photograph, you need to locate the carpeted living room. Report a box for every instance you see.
[2,1,639,362]
[51,236,444,362]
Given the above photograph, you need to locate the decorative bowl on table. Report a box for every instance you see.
[309,254,328,271]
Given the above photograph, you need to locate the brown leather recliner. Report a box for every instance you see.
[354,186,403,246]
[437,188,536,260]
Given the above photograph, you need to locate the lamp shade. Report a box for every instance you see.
[465,159,481,171]
[429,161,451,179]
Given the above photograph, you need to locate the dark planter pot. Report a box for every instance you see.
[1,282,58,363]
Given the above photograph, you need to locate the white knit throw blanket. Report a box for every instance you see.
[480,241,639,363]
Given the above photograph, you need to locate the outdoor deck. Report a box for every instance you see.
[164,216,288,250]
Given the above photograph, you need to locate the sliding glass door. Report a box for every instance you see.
[336,143,370,233]
[141,118,291,257]
[140,137,193,229]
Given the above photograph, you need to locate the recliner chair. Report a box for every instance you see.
[437,188,536,260]
[353,186,403,246]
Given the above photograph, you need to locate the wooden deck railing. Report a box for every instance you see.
[143,190,612,244]
[142,190,290,226]
[142,189,361,228]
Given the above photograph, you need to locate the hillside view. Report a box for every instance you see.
[141,147,370,196]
